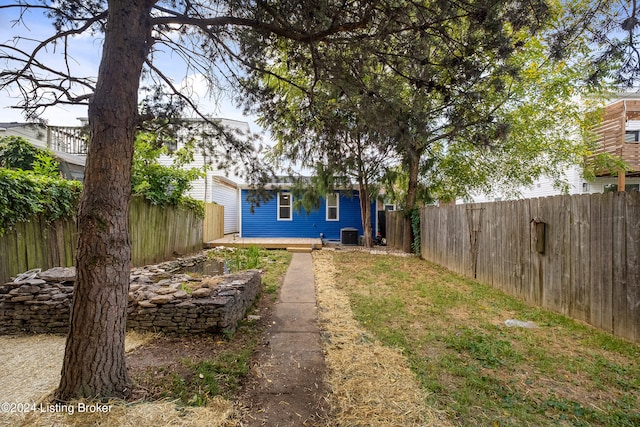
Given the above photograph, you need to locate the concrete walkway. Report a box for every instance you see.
[243,252,327,426]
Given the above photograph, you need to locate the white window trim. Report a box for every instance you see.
[326,192,340,221]
[277,191,293,221]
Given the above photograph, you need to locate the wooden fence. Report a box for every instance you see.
[128,196,203,266]
[420,192,640,343]
[385,210,412,251]
[0,196,221,283]
[0,215,77,285]
[203,203,224,242]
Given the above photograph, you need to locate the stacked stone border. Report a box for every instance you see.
[0,253,261,335]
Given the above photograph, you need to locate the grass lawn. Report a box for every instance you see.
[332,251,640,427]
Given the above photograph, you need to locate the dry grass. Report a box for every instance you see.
[0,332,241,427]
[0,332,153,405]
[0,334,66,405]
[313,250,452,427]
[13,398,238,427]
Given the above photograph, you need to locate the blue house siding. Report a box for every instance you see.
[241,189,375,240]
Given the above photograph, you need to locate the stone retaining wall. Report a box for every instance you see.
[0,255,261,335]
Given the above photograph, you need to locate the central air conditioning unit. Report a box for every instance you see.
[340,227,359,245]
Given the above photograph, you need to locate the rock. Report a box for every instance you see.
[11,295,34,302]
[155,287,176,295]
[201,277,222,288]
[38,267,76,282]
[136,276,153,284]
[138,300,157,308]
[149,294,175,304]
[13,284,42,294]
[191,288,212,298]
[504,319,538,329]
[174,290,189,299]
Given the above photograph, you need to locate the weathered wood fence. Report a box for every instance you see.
[0,215,77,285]
[203,203,224,242]
[420,192,640,343]
[129,196,203,265]
[1,197,224,283]
[385,210,411,251]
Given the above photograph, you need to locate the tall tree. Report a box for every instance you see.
[249,51,397,247]
[0,0,375,400]
[248,0,615,253]
[246,1,554,252]
[550,0,640,88]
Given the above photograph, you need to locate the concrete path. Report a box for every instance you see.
[243,252,328,426]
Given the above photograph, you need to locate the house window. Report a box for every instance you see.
[625,130,640,143]
[604,183,640,192]
[278,192,292,221]
[326,193,339,221]
[384,204,396,211]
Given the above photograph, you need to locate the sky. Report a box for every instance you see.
[0,4,264,134]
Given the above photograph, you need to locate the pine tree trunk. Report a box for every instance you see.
[402,146,420,253]
[359,183,373,248]
[55,0,154,400]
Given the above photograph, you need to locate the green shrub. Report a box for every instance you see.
[0,168,82,234]
[131,132,205,217]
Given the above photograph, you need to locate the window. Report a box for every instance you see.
[326,193,339,221]
[384,204,396,211]
[605,184,640,192]
[278,192,292,220]
[625,130,640,143]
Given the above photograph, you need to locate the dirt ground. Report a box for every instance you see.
[125,246,416,426]
[125,276,316,426]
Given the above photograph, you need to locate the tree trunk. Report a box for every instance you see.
[359,182,374,248]
[55,0,154,401]
[402,146,420,253]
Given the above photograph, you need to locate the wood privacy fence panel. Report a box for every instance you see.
[1,197,205,283]
[129,196,203,266]
[0,215,77,285]
[420,192,640,344]
[385,211,412,251]
[203,203,224,242]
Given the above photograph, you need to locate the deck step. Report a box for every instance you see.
[286,247,313,253]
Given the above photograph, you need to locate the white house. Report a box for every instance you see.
[157,117,250,235]
[0,122,87,181]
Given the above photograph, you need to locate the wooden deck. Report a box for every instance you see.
[205,236,323,251]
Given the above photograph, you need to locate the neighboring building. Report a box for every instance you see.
[0,122,87,180]
[589,94,640,192]
[240,183,376,241]
[461,95,640,203]
[157,118,252,235]
[211,175,240,235]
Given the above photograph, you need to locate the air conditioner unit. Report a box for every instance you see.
[340,227,359,245]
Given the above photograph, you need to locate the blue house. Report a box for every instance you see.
[240,187,376,240]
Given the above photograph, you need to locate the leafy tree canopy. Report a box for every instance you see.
[0,135,60,178]
[131,131,205,217]
[0,136,81,233]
